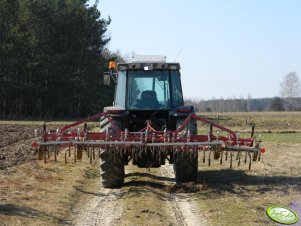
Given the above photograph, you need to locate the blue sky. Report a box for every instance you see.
[90,0,301,100]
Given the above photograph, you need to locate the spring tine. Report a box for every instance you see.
[90,152,92,164]
[203,150,206,163]
[236,152,239,160]
[114,148,116,163]
[208,150,211,166]
[230,152,233,168]
[238,151,241,167]
[74,147,77,163]
[47,147,50,159]
[65,149,67,164]
[44,148,47,164]
[93,146,95,160]
[248,152,252,170]
[159,149,161,163]
[68,145,71,157]
[54,147,57,162]
[244,151,247,164]
[220,151,223,165]
[37,148,42,160]
[193,148,197,159]
[87,146,90,158]
[225,151,228,161]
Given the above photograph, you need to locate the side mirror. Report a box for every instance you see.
[103,73,111,85]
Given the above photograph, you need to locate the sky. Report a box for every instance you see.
[90,0,301,100]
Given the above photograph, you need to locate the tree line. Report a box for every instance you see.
[185,97,301,112]
[0,0,116,119]
[186,72,301,112]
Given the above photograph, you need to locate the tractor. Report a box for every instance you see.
[32,55,264,188]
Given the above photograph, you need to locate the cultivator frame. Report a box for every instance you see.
[32,111,265,170]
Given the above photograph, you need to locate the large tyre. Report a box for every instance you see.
[100,147,125,188]
[173,151,198,183]
[176,118,197,136]
[174,117,198,183]
[99,117,124,188]
[100,116,121,133]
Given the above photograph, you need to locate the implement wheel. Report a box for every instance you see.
[173,151,198,183]
[100,147,124,188]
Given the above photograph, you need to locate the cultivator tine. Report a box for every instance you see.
[208,150,211,166]
[230,152,233,169]
[68,145,71,157]
[193,148,197,159]
[74,148,77,163]
[237,151,241,167]
[220,151,223,165]
[54,147,57,162]
[225,151,228,161]
[44,149,47,164]
[38,147,44,160]
[203,150,206,163]
[90,148,92,164]
[65,149,67,164]
[93,146,95,160]
[47,147,50,159]
[248,152,252,170]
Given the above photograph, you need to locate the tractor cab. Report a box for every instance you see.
[104,55,191,131]
[113,57,184,110]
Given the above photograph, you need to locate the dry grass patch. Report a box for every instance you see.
[195,142,301,225]
[0,152,99,226]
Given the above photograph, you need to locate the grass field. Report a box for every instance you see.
[197,111,301,143]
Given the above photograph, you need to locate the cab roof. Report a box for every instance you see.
[117,62,180,71]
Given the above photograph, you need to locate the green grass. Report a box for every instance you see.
[262,133,301,143]
[198,111,301,132]
[197,112,301,144]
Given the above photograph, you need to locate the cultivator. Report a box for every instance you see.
[32,112,265,170]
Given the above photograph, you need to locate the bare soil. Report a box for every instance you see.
[0,124,36,169]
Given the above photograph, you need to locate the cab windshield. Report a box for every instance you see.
[127,70,170,110]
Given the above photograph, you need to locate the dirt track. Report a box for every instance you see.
[72,164,207,226]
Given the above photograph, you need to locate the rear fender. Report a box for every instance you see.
[169,106,195,130]
[103,106,129,130]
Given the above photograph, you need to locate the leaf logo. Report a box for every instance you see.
[267,206,299,225]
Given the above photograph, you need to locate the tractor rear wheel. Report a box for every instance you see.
[176,118,197,136]
[99,117,124,188]
[173,151,198,183]
[100,147,124,188]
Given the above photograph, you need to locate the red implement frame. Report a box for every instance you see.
[32,112,263,155]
